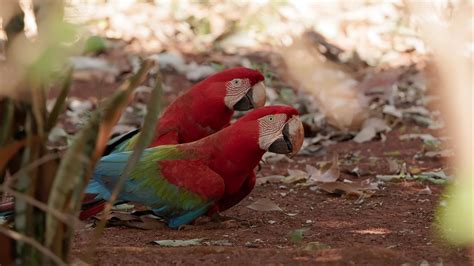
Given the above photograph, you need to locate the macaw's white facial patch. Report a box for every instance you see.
[257,113,287,150]
[224,78,251,109]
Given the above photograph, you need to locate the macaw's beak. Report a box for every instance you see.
[233,81,266,111]
[268,115,304,157]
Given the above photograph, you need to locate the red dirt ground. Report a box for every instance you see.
[65,50,471,265]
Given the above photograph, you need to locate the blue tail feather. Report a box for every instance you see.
[85,178,111,200]
[168,204,210,229]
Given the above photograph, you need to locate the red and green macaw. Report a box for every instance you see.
[85,105,304,228]
[81,67,266,219]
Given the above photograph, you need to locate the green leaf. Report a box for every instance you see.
[45,67,72,132]
[83,36,107,54]
[288,228,308,245]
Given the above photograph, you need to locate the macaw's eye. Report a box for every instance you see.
[231,79,241,86]
[268,116,274,121]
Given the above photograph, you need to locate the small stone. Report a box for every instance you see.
[244,242,259,248]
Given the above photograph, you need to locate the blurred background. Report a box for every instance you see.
[0,0,472,264]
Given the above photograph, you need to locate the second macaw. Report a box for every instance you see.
[85,106,304,228]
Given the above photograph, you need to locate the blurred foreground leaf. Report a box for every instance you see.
[85,59,163,261]
[437,176,474,245]
[83,35,107,54]
[45,68,72,132]
[45,59,155,257]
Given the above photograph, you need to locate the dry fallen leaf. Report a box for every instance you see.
[95,212,165,230]
[125,216,166,230]
[204,239,232,247]
[353,117,391,143]
[413,171,451,184]
[386,158,400,174]
[305,164,319,177]
[283,169,308,184]
[376,174,402,182]
[185,62,216,81]
[98,212,138,222]
[409,167,423,175]
[153,238,204,247]
[383,105,403,118]
[316,182,360,196]
[418,186,432,195]
[423,149,454,158]
[246,199,283,212]
[149,52,186,72]
[262,153,294,163]
[316,179,378,197]
[399,133,438,142]
[308,156,340,183]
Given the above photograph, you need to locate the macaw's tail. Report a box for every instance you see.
[0,194,108,221]
[79,194,106,220]
[0,201,13,212]
[0,201,14,223]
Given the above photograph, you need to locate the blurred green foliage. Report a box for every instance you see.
[288,228,308,245]
[437,176,474,245]
[83,35,107,54]
[0,2,162,264]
